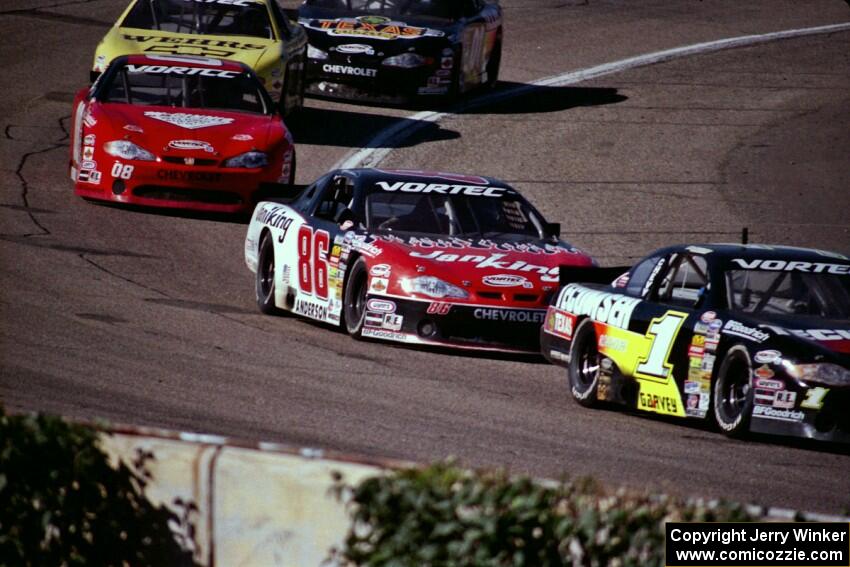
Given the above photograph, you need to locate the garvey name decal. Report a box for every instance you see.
[126,65,238,78]
[731,258,850,275]
[322,64,377,77]
[556,284,640,329]
[473,308,545,323]
[638,392,679,415]
[375,181,508,198]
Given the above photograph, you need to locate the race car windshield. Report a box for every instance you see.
[366,192,544,238]
[102,66,269,114]
[726,269,850,319]
[304,0,461,20]
[122,0,273,39]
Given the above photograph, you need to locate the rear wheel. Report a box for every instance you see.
[568,318,601,407]
[343,257,368,338]
[713,345,753,437]
[255,232,280,315]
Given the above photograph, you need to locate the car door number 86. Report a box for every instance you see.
[297,226,329,299]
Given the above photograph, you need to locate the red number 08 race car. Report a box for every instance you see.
[70,55,295,214]
[245,169,596,352]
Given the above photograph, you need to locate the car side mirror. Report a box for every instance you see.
[544,222,560,239]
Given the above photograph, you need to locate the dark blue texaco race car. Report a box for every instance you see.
[297,0,502,102]
[540,243,850,444]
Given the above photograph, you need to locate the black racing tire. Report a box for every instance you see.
[568,318,601,408]
[286,149,297,187]
[712,345,753,437]
[485,34,502,89]
[343,256,369,338]
[449,45,464,100]
[255,231,281,315]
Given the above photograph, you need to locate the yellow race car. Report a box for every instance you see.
[91,0,307,116]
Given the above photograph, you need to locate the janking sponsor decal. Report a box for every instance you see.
[410,251,559,282]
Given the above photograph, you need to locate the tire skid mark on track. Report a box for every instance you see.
[334,22,850,171]
[3,116,69,237]
[79,254,269,332]
[78,254,170,298]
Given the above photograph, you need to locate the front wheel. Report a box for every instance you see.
[568,318,601,407]
[255,232,280,315]
[712,345,753,437]
[343,257,368,338]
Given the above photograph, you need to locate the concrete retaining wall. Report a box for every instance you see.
[100,427,403,566]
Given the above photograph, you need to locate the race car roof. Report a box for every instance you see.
[342,168,516,193]
[657,243,850,264]
[122,54,247,73]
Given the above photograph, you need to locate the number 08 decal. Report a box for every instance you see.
[634,311,689,382]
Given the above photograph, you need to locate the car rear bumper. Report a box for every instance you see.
[361,294,546,353]
[73,162,280,214]
[750,389,850,444]
[305,56,452,102]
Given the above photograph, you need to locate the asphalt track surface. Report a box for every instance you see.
[1,1,849,514]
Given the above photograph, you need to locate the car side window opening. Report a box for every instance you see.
[726,269,850,318]
[657,254,709,308]
[314,176,358,224]
[624,255,663,298]
[268,0,291,39]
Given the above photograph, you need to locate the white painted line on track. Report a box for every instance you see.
[333,22,850,171]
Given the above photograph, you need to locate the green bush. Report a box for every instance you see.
[0,407,196,566]
[332,462,755,566]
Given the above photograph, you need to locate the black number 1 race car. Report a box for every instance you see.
[541,244,850,444]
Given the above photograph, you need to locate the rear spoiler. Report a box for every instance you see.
[254,182,307,203]
[559,265,631,287]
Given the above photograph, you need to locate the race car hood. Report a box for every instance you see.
[297,7,456,56]
[96,27,272,71]
[749,313,850,359]
[94,103,283,159]
[358,233,594,303]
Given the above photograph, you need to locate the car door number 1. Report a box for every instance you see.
[635,311,688,381]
